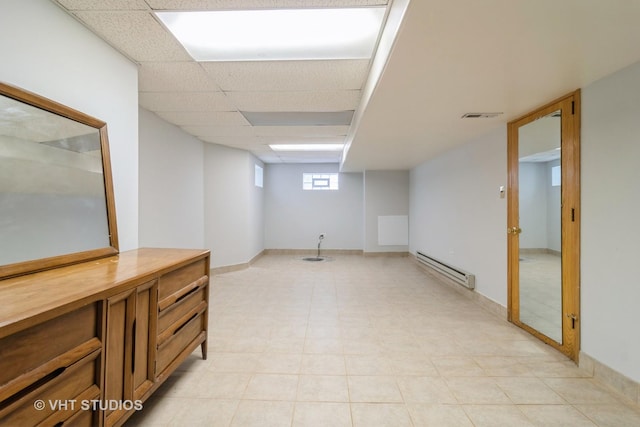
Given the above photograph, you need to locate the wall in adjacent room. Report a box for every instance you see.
[264,164,363,250]
[363,170,410,253]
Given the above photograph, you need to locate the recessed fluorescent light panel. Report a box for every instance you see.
[156,8,385,61]
[270,144,345,152]
[243,111,354,126]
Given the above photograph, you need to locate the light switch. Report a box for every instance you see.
[499,186,506,198]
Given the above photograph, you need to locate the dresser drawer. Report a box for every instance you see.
[0,349,100,426]
[157,259,208,304]
[0,303,100,402]
[158,284,207,334]
[156,311,205,375]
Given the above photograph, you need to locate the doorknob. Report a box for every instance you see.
[507,227,522,235]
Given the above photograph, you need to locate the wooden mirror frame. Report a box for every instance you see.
[0,82,118,279]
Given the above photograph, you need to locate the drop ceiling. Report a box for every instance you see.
[53,0,640,170]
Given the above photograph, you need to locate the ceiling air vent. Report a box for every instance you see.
[461,112,503,119]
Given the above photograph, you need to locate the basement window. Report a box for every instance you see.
[551,165,561,187]
[303,173,339,191]
[255,164,263,188]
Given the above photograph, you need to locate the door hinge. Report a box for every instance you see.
[571,208,575,222]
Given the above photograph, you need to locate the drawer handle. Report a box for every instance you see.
[158,275,208,312]
[175,285,200,304]
[174,313,198,336]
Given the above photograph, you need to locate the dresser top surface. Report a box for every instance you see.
[0,248,209,337]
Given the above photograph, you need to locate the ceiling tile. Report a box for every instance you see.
[259,136,347,145]
[199,136,259,147]
[254,126,349,137]
[279,152,343,163]
[145,0,388,10]
[73,11,191,61]
[139,92,235,111]
[201,60,369,91]
[139,62,221,92]
[55,0,149,10]
[181,126,255,138]
[228,90,361,112]
[155,111,250,126]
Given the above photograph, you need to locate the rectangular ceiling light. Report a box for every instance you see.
[156,8,385,61]
[270,144,345,151]
[243,111,354,126]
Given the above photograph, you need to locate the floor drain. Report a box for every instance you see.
[302,257,326,262]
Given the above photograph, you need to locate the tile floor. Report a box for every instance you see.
[127,254,640,426]
[519,252,562,343]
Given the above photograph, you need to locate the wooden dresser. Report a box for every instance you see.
[0,248,210,426]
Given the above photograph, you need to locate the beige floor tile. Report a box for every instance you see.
[445,377,512,404]
[166,399,239,427]
[463,404,535,427]
[343,338,384,355]
[348,376,403,403]
[230,400,294,427]
[297,375,349,402]
[519,405,597,426]
[191,372,251,399]
[125,396,185,426]
[300,354,346,375]
[264,337,306,353]
[293,402,352,427]
[574,404,640,427]
[351,403,413,427]
[543,378,620,404]
[494,377,566,404]
[389,353,439,376]
[407,404,474,427]
[255,353,302,374]
[397,376,457,403]
[207,353,258,373]
[304,337,344,354]
[243,374,299,401]
[345,354,394,375]
[432,356,485,377]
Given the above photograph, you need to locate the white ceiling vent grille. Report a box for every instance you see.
[461,112,503,119]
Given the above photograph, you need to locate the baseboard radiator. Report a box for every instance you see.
[416,251,475,290]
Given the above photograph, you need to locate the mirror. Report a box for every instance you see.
[518,110,562,343]
[507,89,580,361]
[0,82,118,279]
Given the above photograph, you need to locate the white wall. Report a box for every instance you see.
[518,159,561,251]
[519,162,548,249]
[409,127,508,306]
[581,60,640,383]
[264,164,363,250]
[363,170,410,253]
[204,144,264,268]
[545,159,561,252]
[0,0,139,250]
[138,108,204,249]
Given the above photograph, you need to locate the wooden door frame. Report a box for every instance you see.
[507,90,581,361]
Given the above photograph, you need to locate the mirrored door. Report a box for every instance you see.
[507,91,581,361]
